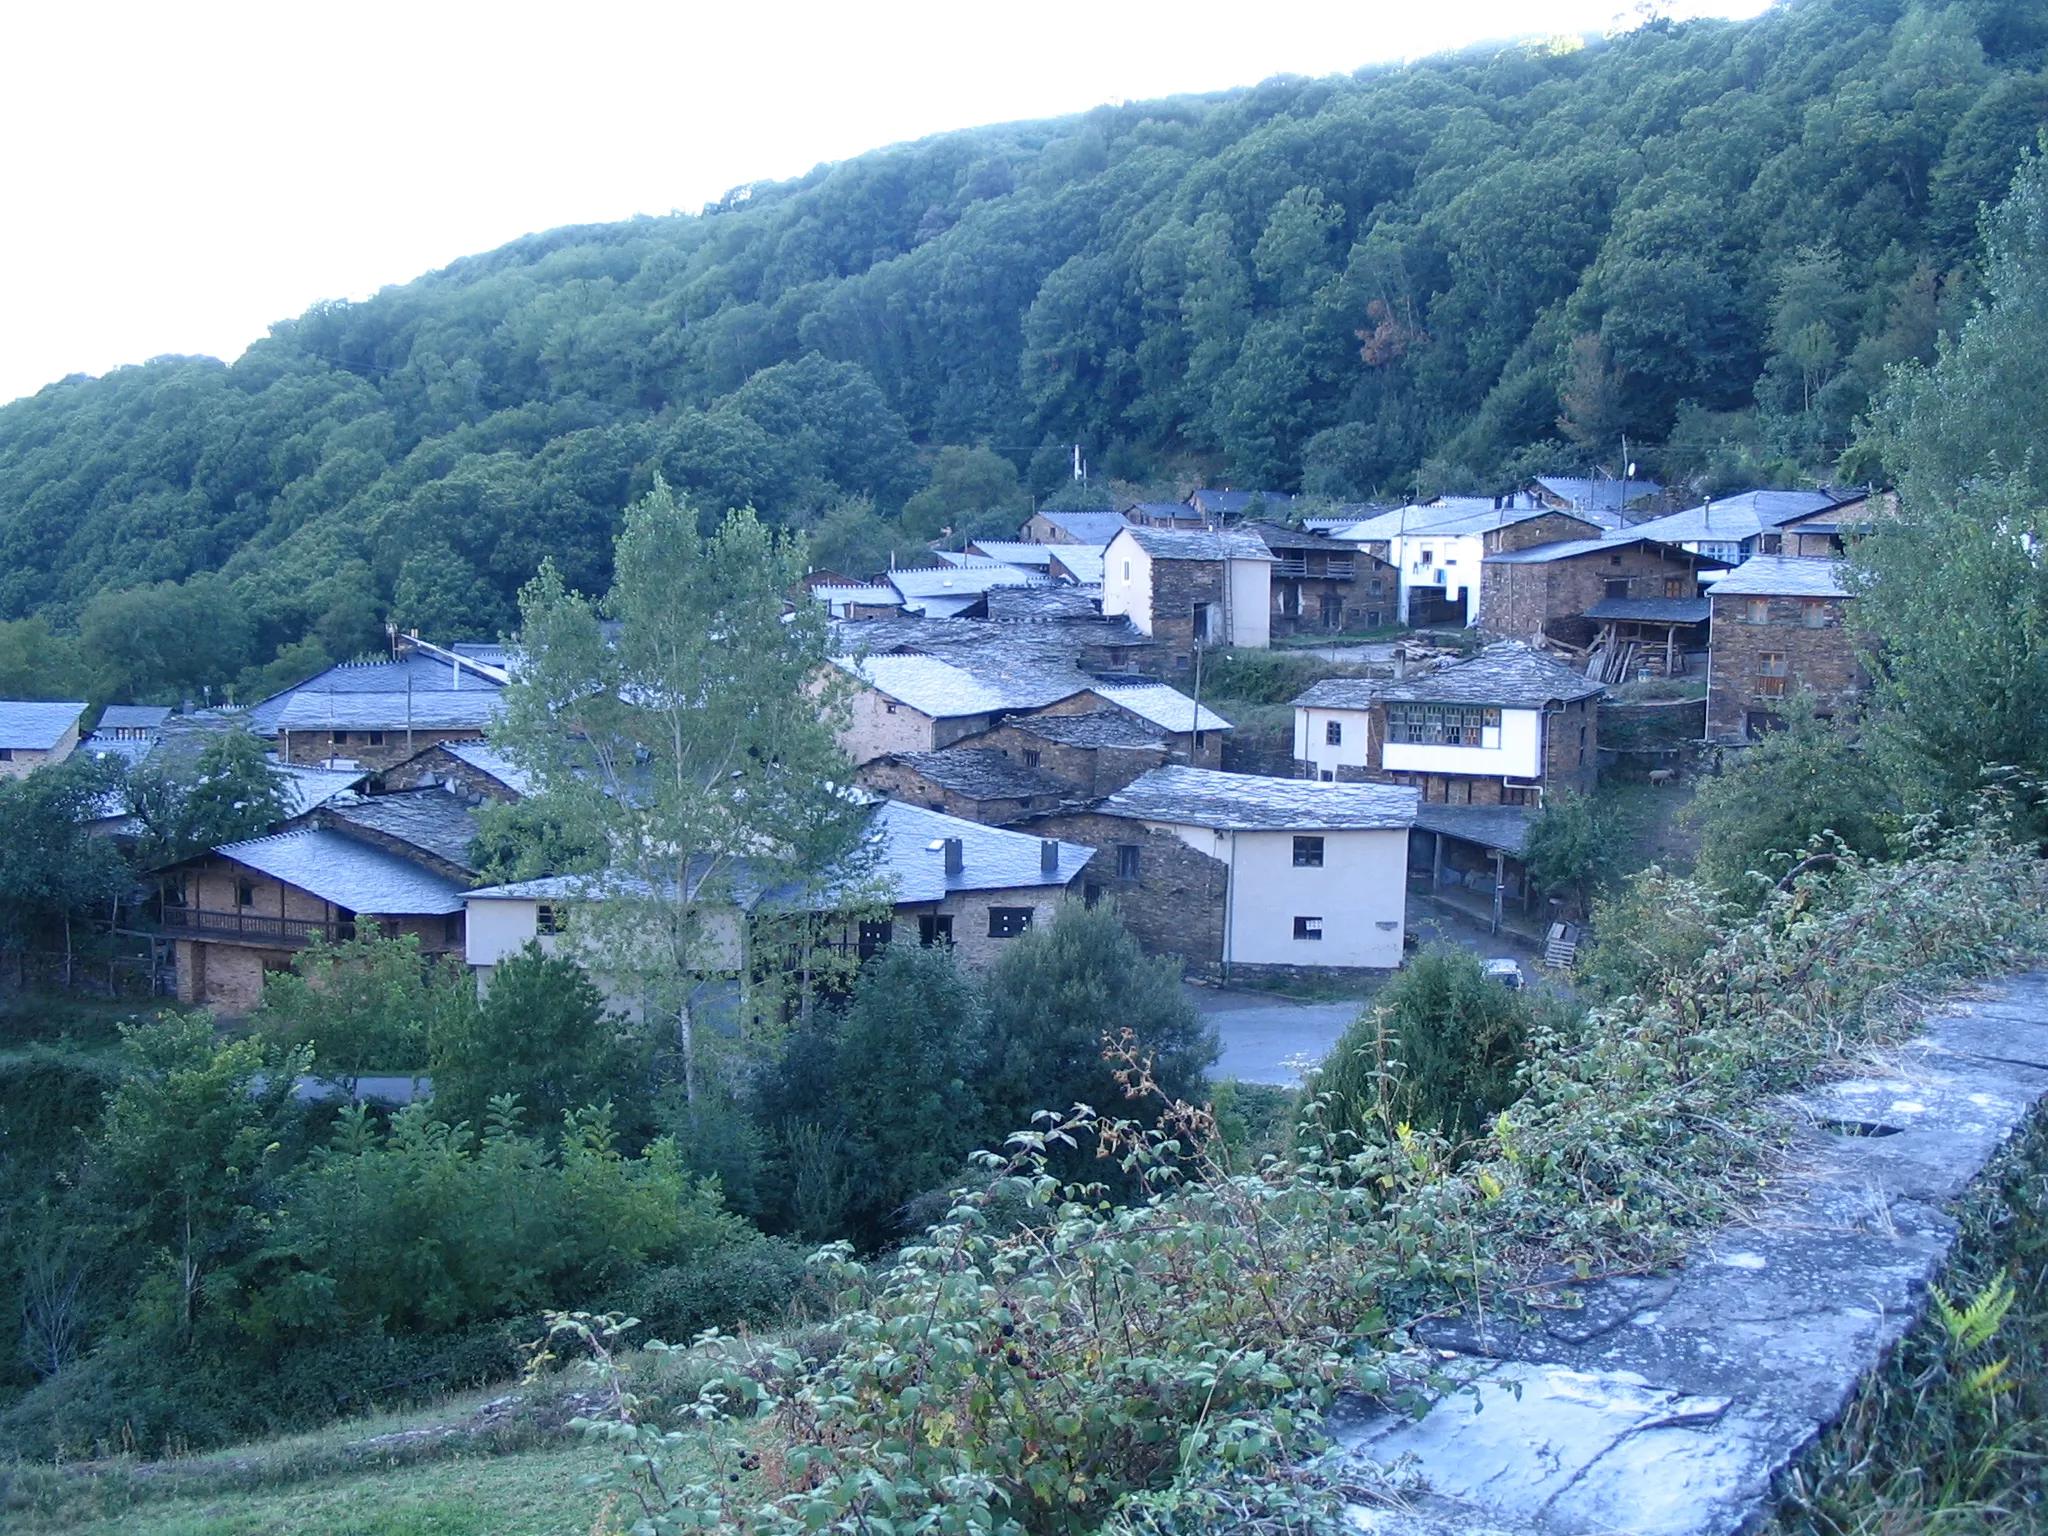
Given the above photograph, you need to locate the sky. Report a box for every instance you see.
[0,0,1775,407]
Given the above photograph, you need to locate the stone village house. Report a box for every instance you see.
[1326,502,1605,629]
[1244,522,1398,636]
[1100,527,1274,663]
[1476,533,1728,656]
[0,701,85,780]
[1705,556,1865,743]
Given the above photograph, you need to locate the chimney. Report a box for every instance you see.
[1040,838,1060,876]
[943,837,964,875]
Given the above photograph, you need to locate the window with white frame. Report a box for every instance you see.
[1385,703,1501,747]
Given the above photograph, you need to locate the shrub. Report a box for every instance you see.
[249,926,470,1088]
[611,1241,821,1343]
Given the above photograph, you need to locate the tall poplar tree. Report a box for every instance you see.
[493,480,870,1099]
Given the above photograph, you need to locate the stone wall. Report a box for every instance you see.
[1483,511,1604,555]
[1478,545,1706,641]
[277,725,488,771]
[1021,811,1227,971]
[1146,556,1227,661]
[851,759,1057,825]
[1541,694,1600,794]
[381,745,523,802]
[1706,593,1866,742]
[950,722,1168,797]
[935,882,1077,971]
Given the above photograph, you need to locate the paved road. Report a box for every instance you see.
[1191,985,1366,1087]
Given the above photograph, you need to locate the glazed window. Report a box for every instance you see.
[1293,836,1325,868]
[1293,916,1323,940]
[988,907,1034,939]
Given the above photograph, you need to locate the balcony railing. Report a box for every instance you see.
[1272,557,1355,580]
[157,908,356,947]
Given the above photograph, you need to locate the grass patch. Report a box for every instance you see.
[1598,778,1700,880]
[1271,627,1409,649]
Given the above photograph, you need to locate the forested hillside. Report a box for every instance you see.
[3,0,2044,702]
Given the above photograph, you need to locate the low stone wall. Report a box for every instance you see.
[1334,969,2048,1536]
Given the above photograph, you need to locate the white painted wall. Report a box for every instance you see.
[1329,529,1484,626]
[1153,821,1407,968]
[467,896,546,966]
[1226,558,1271,648]
[1101,531,1154,634]
[1293,706,1373,778]
[1380,707,1541,778]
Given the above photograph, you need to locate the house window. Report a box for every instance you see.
[332,730,349,744]
[0,749,12,761]
[367,731,385,746]
[1578,724,1588,759]
[1293,916,1323,941]
[1083,883,1103,907]
[1609,552,1624,567]
[1385,704,1500,747]
[1369,579,1384,595]
[918,913,954,947]
[1293,836,1325,867]
[1365,610,1382,627]
[1444,779,1472,804]
[1605,578,1631,600]
[1116,844,1142,879]
[1023,749,1041,768]
[1757,652,1789,695]
[443,915,462,944]
[1325,720,1343,746]
[1419,548,1434,566]
[1320,594,1344,627]
[1194,731,1207,749]
[1802,601,1829,628]
[236,880,255,908]
[1501,785,1534,806]
[1320,769,1335,782]
[1745,599,1771,625]
[1122,560,1132,581]
[885,701,899,713]
[536,902,568,935]
[857,920,893,959]
[988,907,1034,939]
[1175,655,1190,671]
[1665,578,1686,598]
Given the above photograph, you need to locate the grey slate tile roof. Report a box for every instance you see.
[1581,596,1713,622]
[247,655,505,734]
[965,540,1057,568]
[97,705,172,731]
[84,733,158,767]
[439,741,533,796]
[0,701,85,749]
[1484,533,1720,566]
[1117,527,1275,562]
[1245,520,1345,554]
[1332,502,1596,542]
[835,654,1057,718]
[888,564,1048,614]
[214,828,468,914]
[322,788,483,872]
[1376,643,1604,707]
[1100,765,1418,831]
[1007,710,1167,749]
[1532,475,1662,513]
[1413,802,1533,856]
[1129,501,1203,522]
[1708,555,1851,598]
[1625,491,1846,547]
[276,690,504,732]
[879,750,1080,801]
[1291,678,1382,710]
[467,800,1092,908]
[279,765,370,818]
[833,615,1160,721]
[983,585,1105,622]
[1035,511,1133,545]
[1048,547,1105,584]
[1094,683,1232,734]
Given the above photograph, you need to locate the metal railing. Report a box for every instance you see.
[156,908,356,947]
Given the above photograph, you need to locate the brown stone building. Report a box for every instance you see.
[1018,809,1231,970]
[1246,522,1398,635]
[1020,510,1133,546]
[381,740,531,803]
[1478,533,1727,648]
[855,750,1083,824]
[950,710,1171,796]
[1102,527,1274,660]
[1706,557,1866,742]
[162,828,469,1012]
[275,689,502,771]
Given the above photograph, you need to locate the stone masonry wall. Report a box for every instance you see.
[1020,811,1227,972]
[851,760,1053,825]
[1707,593,1866,742]
[381,746,523,802]
[949,723,1168,797]
[1479,546,1706,641]
[1483,511,1604,555]
[277,725,488,772]
[1146,557,1227,661]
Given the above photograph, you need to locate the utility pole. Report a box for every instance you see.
[1071,444,1087,483]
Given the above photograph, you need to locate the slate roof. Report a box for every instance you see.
[1376,643,1604,707]
[1413,802,1533,857]
[1048,547,1105,584]
[1129,501,1204,523]
[83,733,158,767]
[1483,533,1718,566]
[440,741,533,796]
[1245,520,1344,554]
[213,828,468,914]
[1625,491,1846,548]
[1006,710,1167,749]
[1100,766,1418,831]
[1582,596,1713,622]
[279,765,370,818]
[247,655,504,734]
[1094,683,1233,734]
[1331,502,1593,542]
[932,551,1025,569]
[887,565,1047,615]
[1189,489,1294,516]
[812,584,905,616]
[1291,678,1382,711]
[1532,476,1663,513]
[276,690,504,732]
[877,750,1080,802]
[1034,511,1133,545]
[1708,556,1852,598]
[0,701,85,749]
[966,540,1057,568]
[983,585,1105,622]
[321,788,483,872]
[466,800,1092,907]
[1116,527,1274,562]
[97,705,172,732]
[832,615,1154,714]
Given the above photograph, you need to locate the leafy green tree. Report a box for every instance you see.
[468,796,604,884]
[250,927,468,1091]
[429,941,646,1139]
[900,446,1030,543]
[0,754,131,953]
[493,479,869,1101]
[1303,945,1528,1148]
[981,901,1216,1144]
[1523,790,1614,913]
[128,727,290,866]
[1683,697,1893,902]
[78,575,254,705]
[0,618,89,700]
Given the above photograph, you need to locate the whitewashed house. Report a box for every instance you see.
[1101,527,1273,656]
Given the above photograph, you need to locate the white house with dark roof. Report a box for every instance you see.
[1326,503,1605,628]
[1077,766,1417,972]
[464,799,1095,985]
[1291,643,1604,803]
[1102,526,1274,654]
[0,701,86,779]
[1626,490,1852,566]
[162,828,470,1012]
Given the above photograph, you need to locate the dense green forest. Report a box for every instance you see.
[2,0,2045,701]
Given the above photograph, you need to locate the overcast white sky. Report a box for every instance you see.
[0,0,1776,406]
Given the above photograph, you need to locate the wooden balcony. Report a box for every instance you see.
[1273,557,1355,580]
[157,908,356,948]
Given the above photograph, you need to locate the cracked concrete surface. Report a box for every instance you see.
[1334,969,2048,1536]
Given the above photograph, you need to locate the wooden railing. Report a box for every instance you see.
[156,908,356,947]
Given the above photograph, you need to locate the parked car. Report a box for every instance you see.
[1483,957,1525,990]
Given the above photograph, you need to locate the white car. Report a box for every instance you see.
[1483,958,1525,990]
